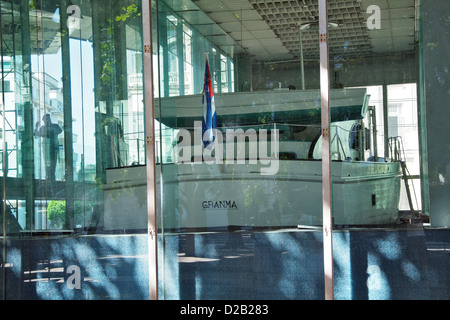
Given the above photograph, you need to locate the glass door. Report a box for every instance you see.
[327,0,427,300]
[155,0,325,300]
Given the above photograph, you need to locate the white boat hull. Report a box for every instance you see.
[103,160,401,231]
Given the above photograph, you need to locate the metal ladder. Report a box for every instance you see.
[389,136,420,221]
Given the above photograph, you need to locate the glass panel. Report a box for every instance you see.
[328,0,432,300]
[387,83,421,212]
[156,0,323,300]
[327,1,421,227]
[1,0,149,299]
[31,0,66,230]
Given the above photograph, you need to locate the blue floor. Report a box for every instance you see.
[3,226,449,300]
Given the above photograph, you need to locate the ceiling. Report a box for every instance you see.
[0,0,419,62]
[172,0,419,62]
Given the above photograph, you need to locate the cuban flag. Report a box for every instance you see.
[202,57,218,149]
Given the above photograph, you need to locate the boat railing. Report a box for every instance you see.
[163,122,370,162]
[389,136,406,162]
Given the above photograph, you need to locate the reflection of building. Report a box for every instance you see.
[387,84,421,210]
[32,71,66,181]
[355,84,421,211]
[1,58,70,181]
[0,57,18,178]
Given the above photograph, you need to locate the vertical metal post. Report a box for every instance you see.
[176,22,185,96]
[20,0,35,231]
[298,26,305,90]
[60,0,75,230]
[383,84,389,159]
[0,7,7,300]
[318,0,334,300]
[142,0,159,300]
[370,106,379,161]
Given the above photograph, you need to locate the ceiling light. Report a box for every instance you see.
[298,21,341,30]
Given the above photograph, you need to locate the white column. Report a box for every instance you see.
[142,0,159,301]
[318,0,334,300]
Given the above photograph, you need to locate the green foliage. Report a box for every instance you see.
[115,4,141,22]
[427,42,439,51]
[99,3,141,101]
[46,200,95,229]
[47,200,66,228]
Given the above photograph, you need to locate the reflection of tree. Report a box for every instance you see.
[177,228,440,300]
[95,1,143,172]
[47,201,66,228]
[47,200,95,229]
[115,4,140,22]
[98,3,140,102]
[8,234,150,299]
